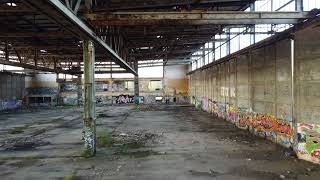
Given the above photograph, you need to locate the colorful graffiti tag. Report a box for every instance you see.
[297,123,320,164]
[250,113,293,147]
[201,97,209,112]
[115,95,134,104]
[237,109,252,130]
[192,96,201,110]
[193,99,294,148]
[226,104,237,124]
[0,99,22,111]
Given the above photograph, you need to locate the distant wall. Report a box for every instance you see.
[0,72,25,111]
[59,77,189,106]
[189,18,320,164]
[25,74,58,106]
[163,65,189,96]
[24,69,190,106]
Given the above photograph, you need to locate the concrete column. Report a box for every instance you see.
[250,3,256,45]
[77,75,82,106]
[83,40,96,156]
[226,28,231,55]
[134,60,139,104]
[56,73,60,106]
[295,0,303,11]
[202,46,205,65]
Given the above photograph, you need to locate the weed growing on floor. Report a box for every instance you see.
[8,125,29,134]
[24,155,41,160]
[131,104,140,112]
[81,149,94,158]
[97,129,113,147]
[62,171,76,180]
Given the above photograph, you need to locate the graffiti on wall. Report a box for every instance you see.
[250,113,293,146]
[297,123,320,164]
[192,98,294,148]
[192,96,201,110]
[115,95,134,104]
[226,104,237,124]
[216,102,226,119]
[201,97,209,112]
[0,99,22,111]
[61,84,78,92]
[26,87,58,95]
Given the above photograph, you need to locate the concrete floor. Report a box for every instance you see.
[0,105,319,180]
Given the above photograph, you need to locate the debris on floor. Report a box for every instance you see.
[0,137,50,150]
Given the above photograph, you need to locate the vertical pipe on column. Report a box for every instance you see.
[290,38,298,150]
[83,40,96,156]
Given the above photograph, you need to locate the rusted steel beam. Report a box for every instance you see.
[85,11,311,26]
[94,0,253,11]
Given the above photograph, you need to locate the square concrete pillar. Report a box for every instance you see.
[83,40,96,156]
[134,60,139,104]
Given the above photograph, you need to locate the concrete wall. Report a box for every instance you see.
[0,72,25,111]
[295,23,320,164]
[189,18,320,164]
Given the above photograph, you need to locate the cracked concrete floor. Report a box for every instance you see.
[0,105,319,180]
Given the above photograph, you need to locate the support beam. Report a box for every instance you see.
[95,0,255,11]
[0,58,68,74]
[85,11,312,26]
[82,40,96,156]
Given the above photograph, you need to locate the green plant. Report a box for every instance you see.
[62,171,76,180]
[8,125,29,134]
[97,129,113,147]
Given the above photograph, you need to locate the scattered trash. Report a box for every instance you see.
[306,168,311,172]
[279,174,286,179]
[116,165,122,172]
[119,133,128,137]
